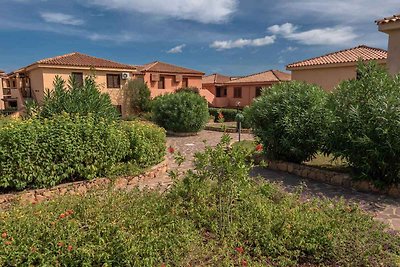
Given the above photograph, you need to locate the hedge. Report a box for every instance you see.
[0,115,166,190]
[209,108,238,122]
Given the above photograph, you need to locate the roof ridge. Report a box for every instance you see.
[233,69,274,81]
[287,45,387,68]
[37,52,78,64]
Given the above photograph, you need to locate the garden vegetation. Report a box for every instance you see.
[0,136,398,266]
[152,91,209,133]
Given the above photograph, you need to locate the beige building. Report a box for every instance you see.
[0,70,6,110]
[376,14,400,75]
[286,45,387,91]
[1,53,210,116]
[203,70,291,108]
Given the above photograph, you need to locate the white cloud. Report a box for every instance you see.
[210,35,276,50]
[167,44,186,54]
[87,0,238,24]
[268,23,358,45]
[276,0,399,24]
[40,12,84,26]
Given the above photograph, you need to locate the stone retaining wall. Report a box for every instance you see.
[258,158,400,198]
[0,160,168,208]
[205,125,252,134]
[166,131,198,137]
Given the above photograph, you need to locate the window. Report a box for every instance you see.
[182,77,189,88]
[216,86,227,97]
[158,76,165,89]
[6,80,10,88]
[256,87,262,97]
[234,87,242,98]
[107,74,121,89]
[72,72,84,87]
[12,80,16,88]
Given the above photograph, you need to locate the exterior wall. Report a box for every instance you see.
[216,83,272,108]
[143,72,203,98]
[379,21,400,75]
[203,84,216,96]
[35,67,134,116]
[290,66,357,91]
[387,30,400,75]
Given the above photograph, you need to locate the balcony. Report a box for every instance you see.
[2,88,11,97]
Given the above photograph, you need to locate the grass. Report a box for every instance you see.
[304,153,349,172]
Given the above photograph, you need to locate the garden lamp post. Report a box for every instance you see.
[235,102,243,142]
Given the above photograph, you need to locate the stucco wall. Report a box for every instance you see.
[224,83,273,107]
[143,72,203,98]
[34,68,131,115]
[0,77,4,109]
[387,30,400,75]
[291,66,357,91]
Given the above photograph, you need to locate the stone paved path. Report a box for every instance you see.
[159,130,400,231]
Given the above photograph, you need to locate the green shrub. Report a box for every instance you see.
[325,62,400,184]
[175,87,200,94]
[0,114,129,190]
[0,136,399,266]
[209,107,238,122]
[152,91,209,133]
[121,121,166,167]
[124,79,152,113]
[245,81,329,163]
[40,75,119,121]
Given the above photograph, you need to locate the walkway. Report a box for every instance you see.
[164,130,400,231]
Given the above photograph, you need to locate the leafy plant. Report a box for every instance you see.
[245,81,329,163]
[40,75,119,121]
[325,62,400,184]
[175,87,200,94]
[151,91,209,133]
[124,79,152,113]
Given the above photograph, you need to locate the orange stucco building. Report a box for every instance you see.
[376,14,400,75]
[286,45,387,91]
[1,53,210,116]
[203,70,291,108]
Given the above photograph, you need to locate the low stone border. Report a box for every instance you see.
[166,131,198,137]
[255,156,400,198]
[0,159,168,208]
[205,125,252,134]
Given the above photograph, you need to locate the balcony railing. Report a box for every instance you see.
[2,88,11,96]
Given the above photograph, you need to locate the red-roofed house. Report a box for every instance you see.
[286,45,387,91]
[1,54,209,115]
[203,70,291,108]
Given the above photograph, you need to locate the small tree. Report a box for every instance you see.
[175,87,200,94]
[124,79,151,113]
[325,62,400,184]
[40,75,118,121]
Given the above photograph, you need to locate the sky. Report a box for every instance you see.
[0,0,398,76]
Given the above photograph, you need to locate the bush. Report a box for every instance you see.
[0,115,166,190]
[325,62,400,184]
[124,79,152,113]
[121,121,166,167]
[152,91,209,133]
[244,81,329,163]
[175,87,200,94]
[209,107,238,122]
[0,114,128,190]
[40,75,119,121]
[2,136,398,266]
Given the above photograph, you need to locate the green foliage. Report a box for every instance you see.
[209,107,238,122]
[0,114,128,190]
[175,87,200,94]
[0,190,198,267]
[0,115,166,190]
[121,121,166,167]
[125,79,152,113]
[152,91,209,133]
[245,81,329,163]
[40,75,119,121]
[0,137,399,266]
[325,62,400,184]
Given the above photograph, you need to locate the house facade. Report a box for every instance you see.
[203,70,291,108]
[0,70,6,110]
[286,45,387,91]
[376,14,400,75]
[1,53,210,116]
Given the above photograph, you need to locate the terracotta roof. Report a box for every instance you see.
[376,14,400,25]
[34,52,137,70]
[286,45,387,69]
[225,70,291,84]
[202,73,231,84]
[138,61,204,75]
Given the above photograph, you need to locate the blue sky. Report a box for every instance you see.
[0,0,398,76]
